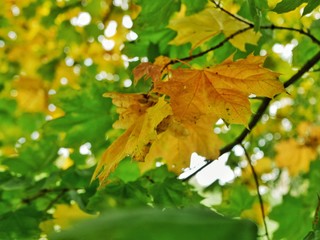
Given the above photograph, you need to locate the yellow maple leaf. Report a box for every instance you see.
[39,203,95,234]
[144,115,221,174]
[13,77,48,112]
[93,94,172,184]
[241,157,273,189]
[168,7,261,51]
[241,202,269,226]
[297,122,320,148]
[154,55,283,126]
[275,139,317,176]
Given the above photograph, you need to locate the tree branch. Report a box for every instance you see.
[166,27,252,66]
[22,188,70,209]
[241,144,270,240]
[260,25,320,46]
[181,50,320,181]
[210,0,320,46]
[168,2,320,66]
[45,188,69,211]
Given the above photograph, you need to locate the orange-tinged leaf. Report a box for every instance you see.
[132,56,171,84]
[103,92,157,129]
[93,95,172,184]
[275,139,317,176]
[154,55,283,126]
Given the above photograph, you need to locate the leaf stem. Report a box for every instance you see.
[241,144,270,240]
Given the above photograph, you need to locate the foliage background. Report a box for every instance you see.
[0,0,320,239]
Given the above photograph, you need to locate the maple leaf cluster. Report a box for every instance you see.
[93,55,284,185]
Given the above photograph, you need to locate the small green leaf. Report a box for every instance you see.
[247,0,261,31]
[304,231,315,240]
[303,0,320,15]
[215,185,255,217]
[269,195,313,239]
[45,82,113,152]
[182,0,207,15]
[273,0,307,13]
[0,207,43,240]
[108,157,140,183]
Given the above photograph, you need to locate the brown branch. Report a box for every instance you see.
[181,50,320,181]
[241,144,270,240]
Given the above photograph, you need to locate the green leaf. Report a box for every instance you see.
[37,57,60,82]
[108,157,140,183]
[22,0,41,19]
[50,208,258,240]
[0,207,42,240]
[269,195,313,239]
[303,0,320,15]
[292,37,319,68]
[86,180,150,211]
[273,0,307,13]
[0,16,9,27]
[182,0,207,15]
[45,82,113,152]
[57,21,83,44]
[247,0,261,31]
[133,0,181,32]
[141,166,203,208]
[3,135,59,175]
[310,19,320,39]
[215,185,255,217]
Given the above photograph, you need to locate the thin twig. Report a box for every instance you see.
[22,188,70,212]
[167,25,320,68]
[283,50,320,88]
[45,188,69,211]
[181,27,252,62]
[211,0,253,26]
[241,144,270,240]
[169,3,320,67]
[312,194,320,230]
[260,25,320,46]
[166,27,252,67]
[211,0,320,46]
[181,50,320,181]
